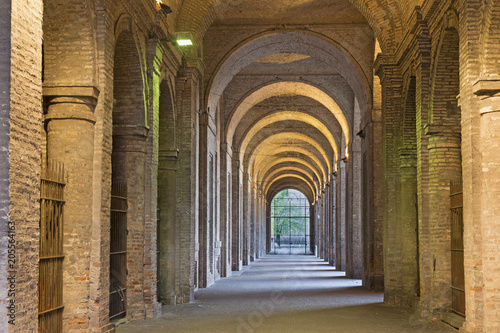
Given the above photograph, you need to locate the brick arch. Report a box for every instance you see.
[159,77,176,152]
[479,0,500,76]
[43,0,97,86]
[429,23,460,125]
[206,31,370,121]
[265,174,316,201]
[239,112,339,167]
[263,167,319,196]
[175,0,400,54]
[259,158,323,191]
[113,29,147,128]
[254,146,329,184]
[402,76,417,149]
[346,0,401,52]
[245,132,332,179]
[268,183,315,206]
[226,81,349,152]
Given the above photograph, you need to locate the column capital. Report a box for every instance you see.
[374,54,399,80]
[473,78,500,115]
[43,85,100,124]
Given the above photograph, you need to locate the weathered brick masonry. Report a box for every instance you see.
[1,0,500,332]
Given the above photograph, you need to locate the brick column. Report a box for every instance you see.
[399,149,419,305]
[112,127,148,320]
[219,143,232,277]
[322,188,328,261]
[250,182,257,261]
[367,119,385,290]
[336,161,346,271]
[375,57,404,305]
[461,81,500,332]
[172,67,200,301]
[157,148,178,304]
[423,125,461,317]
[44,87,97,331]
[242,172,251,265]
[232,160,243,271]
[329,180,335,266]
[348,148,364,279]
[318,192,324,259]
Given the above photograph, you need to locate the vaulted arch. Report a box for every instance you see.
[227,82,350,151]
[239,113,338,165]
[208,31,370,124]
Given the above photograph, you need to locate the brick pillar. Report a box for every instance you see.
[318,193,324,259]
[322,188,328,261]
[336,161,346,271]
[348,148,364,279]
[232,160,243,270]
[157,147,178,303]
[399,149,419,305]
[250,182,257,261]
[242,172,251,265]
[459,0,500,329]
[172,67,200,301]
[112,128,148,320]
[219,143,232,277]
[375,57,404,305]
[44,87,97,331]
[266,199,272,254]
[367,119,385,291]
[329,181,335,266]
[310,204,316,255]
[462,82,500,332]
[424,126,461,318]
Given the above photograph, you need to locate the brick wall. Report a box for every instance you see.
[6,1,43,332]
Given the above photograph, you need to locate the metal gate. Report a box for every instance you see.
[39,160,65,332]
[270,190,311,255]
[109,181,127,320]
[450,178,465,316]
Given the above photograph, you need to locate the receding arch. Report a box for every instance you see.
[207,30,370,123]
[263,167,319,196]
[265,174,316,200]
[176,0,398,54]
[253,146,328,183]
[239,113,338,165]
[227,82,349,151]
[259,158,323,190]
[429,26,460,125]
[245,132,332,178]
[267,183,315,205]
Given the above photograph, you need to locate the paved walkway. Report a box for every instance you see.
[117,255,456,333]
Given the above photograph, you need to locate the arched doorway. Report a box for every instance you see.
[270,189,312,255]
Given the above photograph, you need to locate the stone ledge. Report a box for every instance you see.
[441,312,465,330]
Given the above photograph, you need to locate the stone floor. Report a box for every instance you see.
[117,255,457,333]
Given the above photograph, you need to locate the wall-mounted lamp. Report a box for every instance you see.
[160,32,193,46]
[342,147,349,163]
[155,2,193,46]
[159,3,172,14]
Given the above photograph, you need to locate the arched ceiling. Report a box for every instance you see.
[166,0,412,201]
[226,82,350,150]
[171,0,409,53]
[239,113,338,165]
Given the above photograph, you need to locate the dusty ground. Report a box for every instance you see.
[117,255,457,333]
